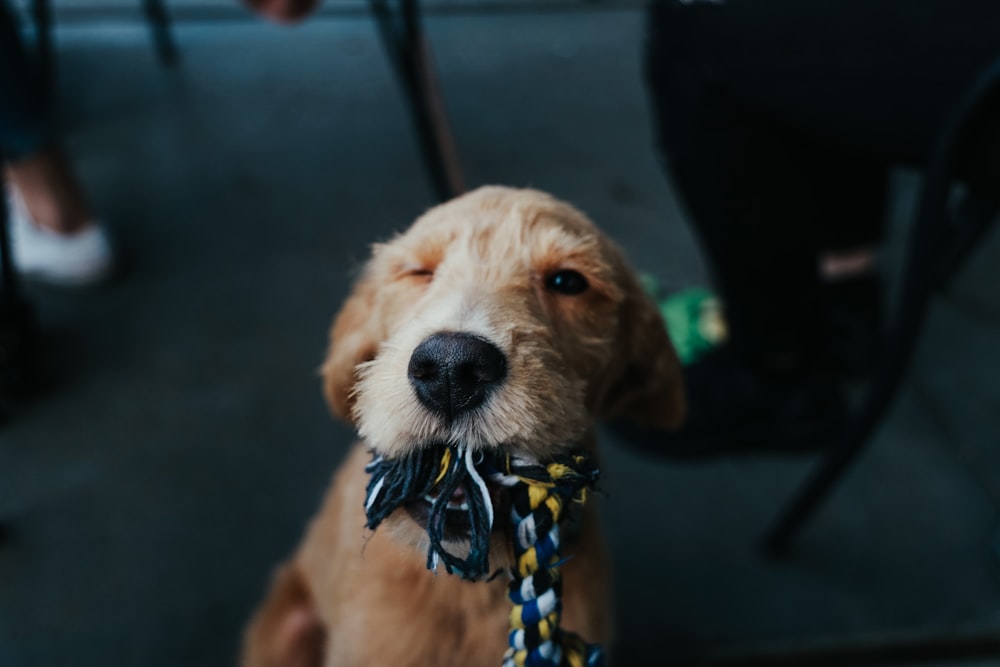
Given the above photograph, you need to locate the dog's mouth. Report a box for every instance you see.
[364,443,598,581]
[404,481,509,542]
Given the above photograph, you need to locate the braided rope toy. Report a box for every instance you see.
[364,444,605,667]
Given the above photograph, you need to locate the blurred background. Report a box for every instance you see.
[0,1,999,666]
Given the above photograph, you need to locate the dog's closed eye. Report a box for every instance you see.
[396,263,435,283]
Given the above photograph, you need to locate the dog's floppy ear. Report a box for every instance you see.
[599,268,686,430]
[320,269,382,425]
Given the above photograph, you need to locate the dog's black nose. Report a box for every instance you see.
[408,332,507,418]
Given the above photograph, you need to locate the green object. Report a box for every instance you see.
[640,274,727,366]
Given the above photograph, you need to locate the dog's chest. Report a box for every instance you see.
[326,565,511,667]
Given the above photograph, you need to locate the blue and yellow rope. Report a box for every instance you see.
[491,455,604,667]
[364,445,604,667]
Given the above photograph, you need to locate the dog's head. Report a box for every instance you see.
[322,187,684,555]
[323,187,684,451]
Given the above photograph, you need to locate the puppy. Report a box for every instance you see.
[241,186,685,667]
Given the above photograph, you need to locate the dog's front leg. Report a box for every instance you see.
[241,562,326,667]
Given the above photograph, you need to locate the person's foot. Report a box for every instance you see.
[5,147,94,235]
[609,346,847,459]
[6,187,114,286]
[4,147,115,285]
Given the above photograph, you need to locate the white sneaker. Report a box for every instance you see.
[6,188,115,286]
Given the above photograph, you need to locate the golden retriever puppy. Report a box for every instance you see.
[241,186,685,667]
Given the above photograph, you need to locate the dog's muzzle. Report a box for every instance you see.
[407,332,507,420]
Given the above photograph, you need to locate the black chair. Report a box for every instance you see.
[0,160,38,427]
[0,0,458,425]
[0,184,19,541]
[2,0,175,429]
[28,0,460,203]
[0,170,38,548]
[762,56,1000,556]
[370,0,465,202]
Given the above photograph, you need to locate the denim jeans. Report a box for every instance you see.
[0,0,51,161]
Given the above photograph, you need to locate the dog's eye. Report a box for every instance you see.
[545,270,588,295]
[403,267,434,281]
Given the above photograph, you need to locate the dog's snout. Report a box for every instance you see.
[408,332,507,418]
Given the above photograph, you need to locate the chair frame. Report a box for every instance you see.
[30,0,460,203]
[0,159,38,429]
[370,0,465,202]
[29,0,178,104]
[763,57,1000,556]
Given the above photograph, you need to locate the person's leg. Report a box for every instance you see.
[637,0,1000,456]
[656,99,834,377]
[0,1,50,161]
[6,149,95,235]
[630,0,907,454]
[810,149,889,376]
[0,2,96,235]
[0,1,112,284]
[646,0,893,381]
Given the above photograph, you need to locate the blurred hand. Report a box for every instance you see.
[244,0,320,24]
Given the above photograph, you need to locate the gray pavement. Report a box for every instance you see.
[1,7,999,667]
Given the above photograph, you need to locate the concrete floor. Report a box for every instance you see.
[2,7,999,667]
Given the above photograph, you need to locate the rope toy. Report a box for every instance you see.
[364,444,605,667]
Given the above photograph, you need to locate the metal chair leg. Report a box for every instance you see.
[0,186,16,299]
[371,0,465,202]
[762,58,1000,557]
[761,191,942,558]
[936,193,998,290]
[29,0,178,89]
[142,0,180,67]
[29,0,55,105]
[0,179,38,426]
